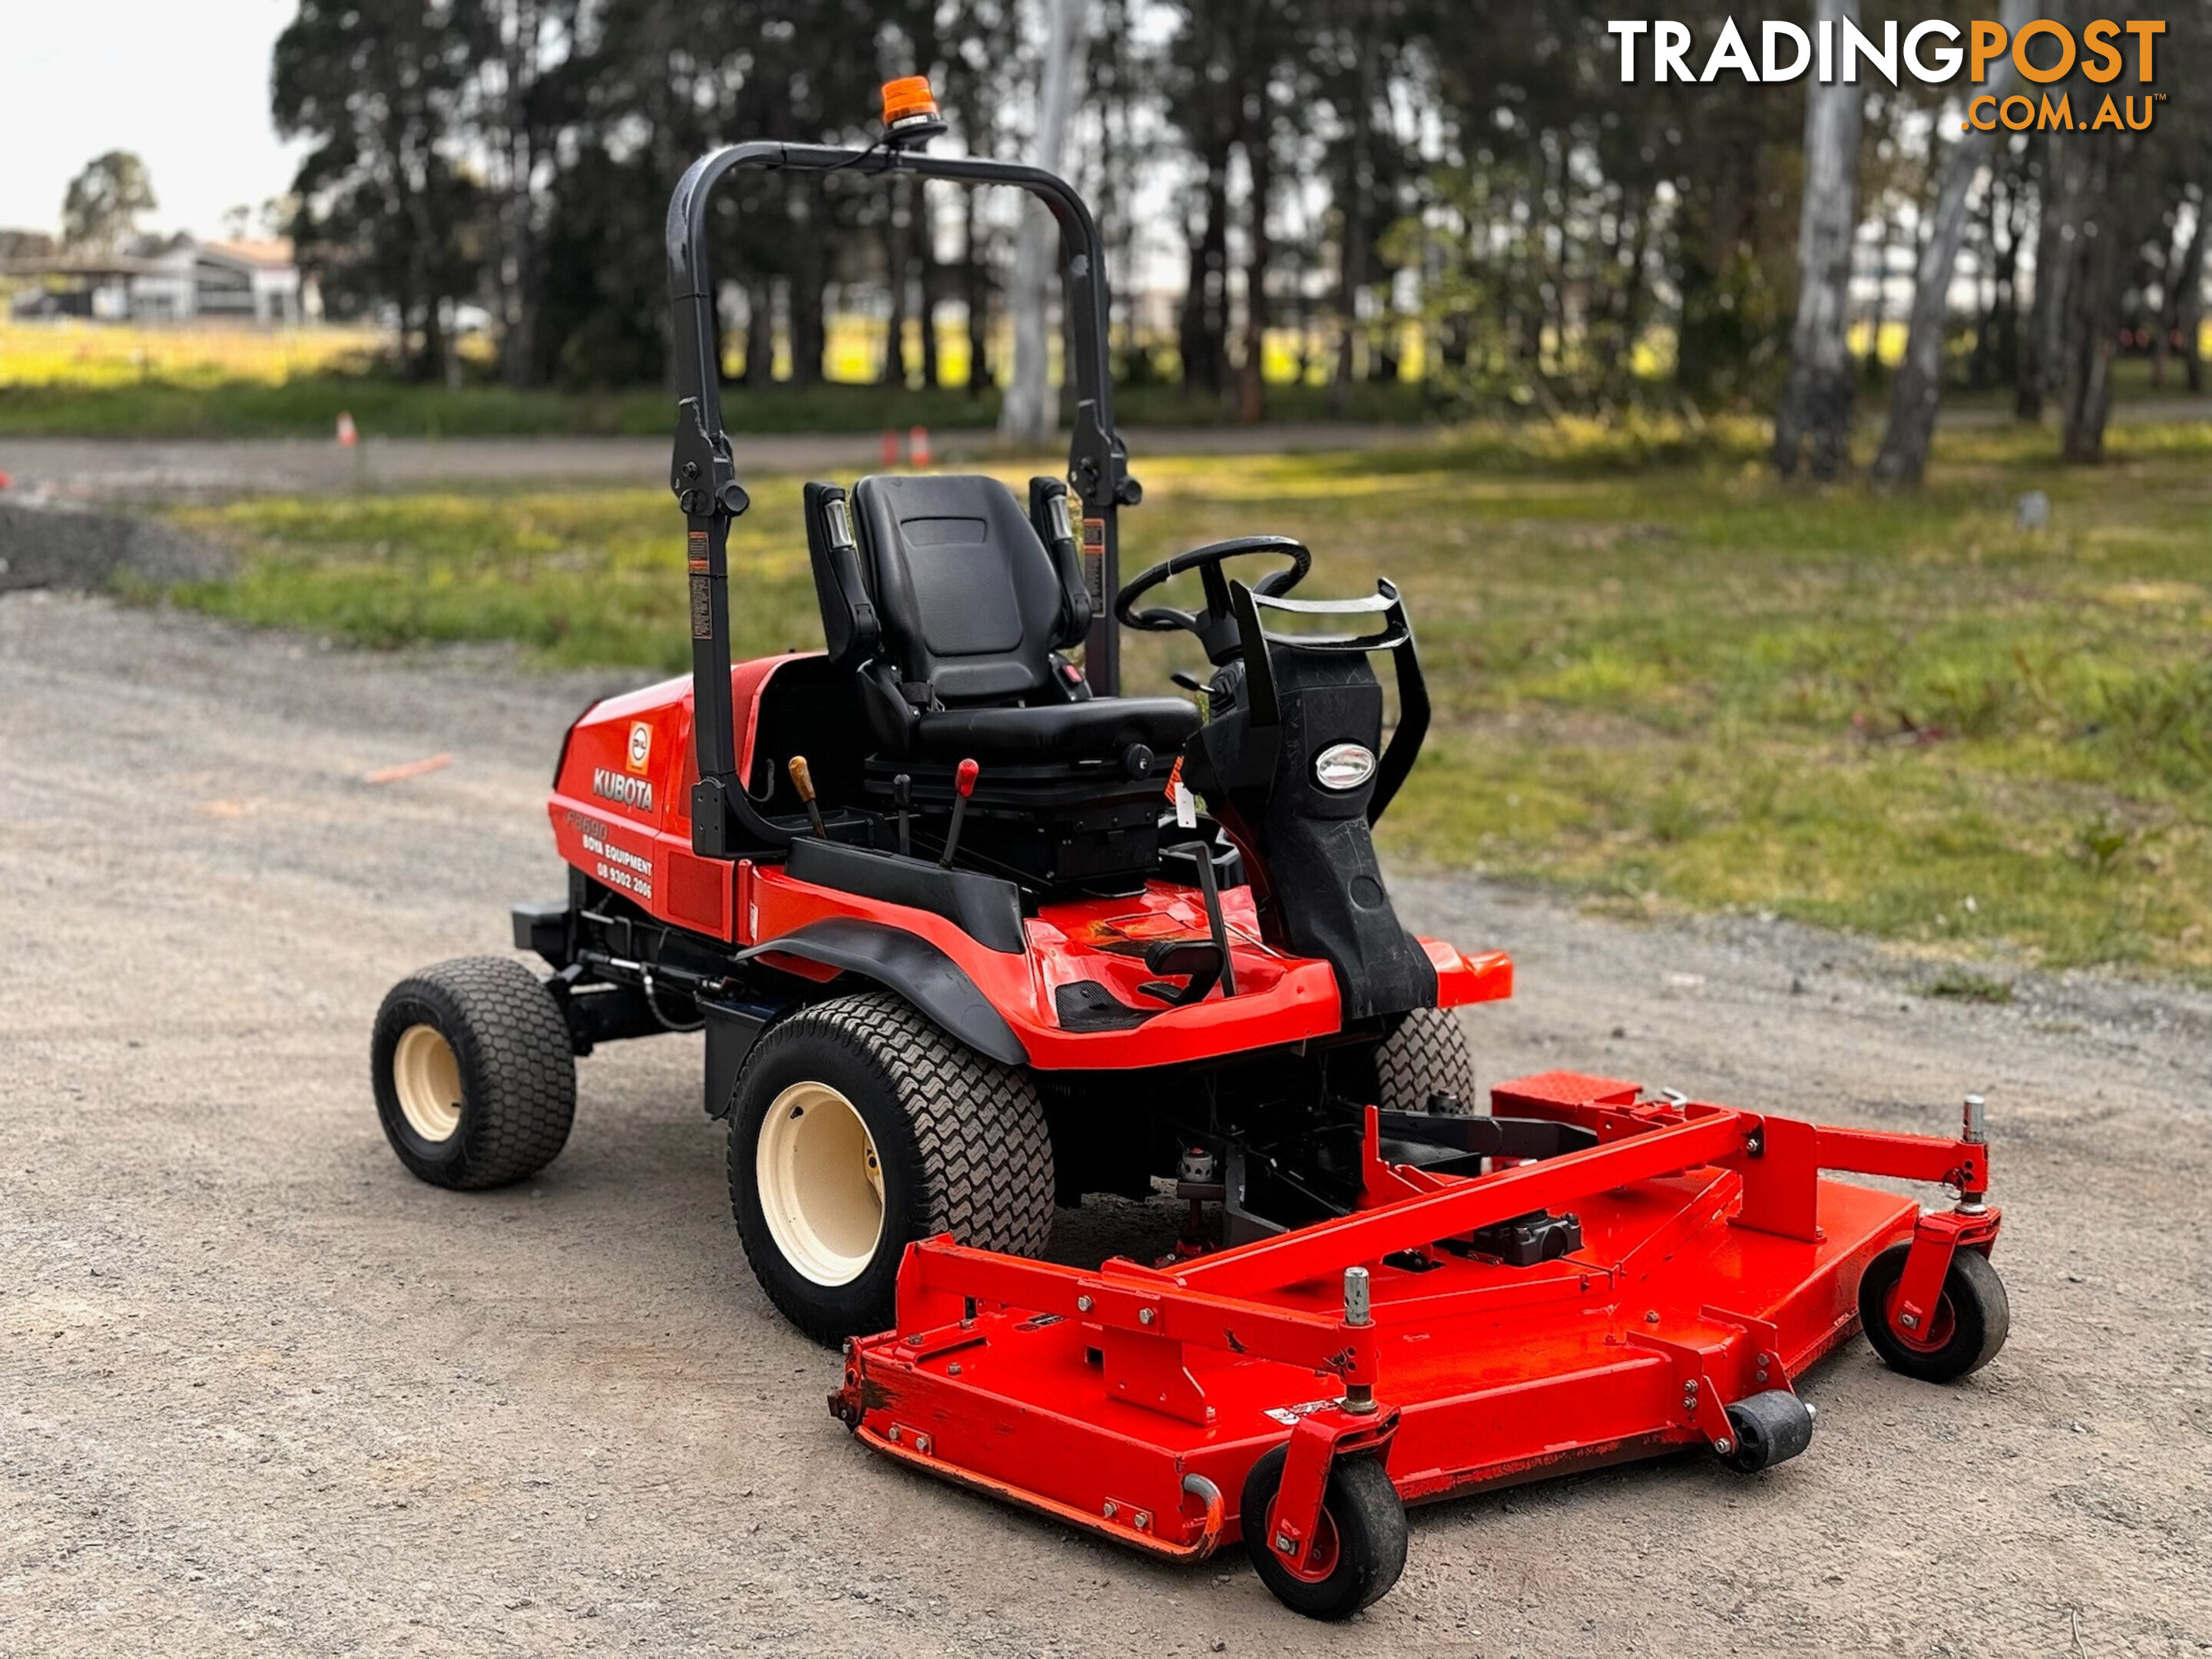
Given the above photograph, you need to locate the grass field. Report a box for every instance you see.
[0,319,1438,436]
[158,416,2212,980]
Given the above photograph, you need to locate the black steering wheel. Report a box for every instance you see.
[1114,535,1311,665]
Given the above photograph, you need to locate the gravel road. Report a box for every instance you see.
[0,423,1427,505]
[4,593,2207,1657]
[6,402,2207,506]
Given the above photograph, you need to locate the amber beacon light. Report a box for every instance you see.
[881,77,948,146]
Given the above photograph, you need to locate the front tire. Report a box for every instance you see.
[371,956,577,1189]
[728,992,1055,1345]
[1374,1005,1477,1115]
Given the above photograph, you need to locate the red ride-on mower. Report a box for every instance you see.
[371,84,2010,1621]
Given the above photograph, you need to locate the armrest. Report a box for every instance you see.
[803,481,881,670]
[1029,476,1093,650]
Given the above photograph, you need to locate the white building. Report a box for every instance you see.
[3,236,307,324]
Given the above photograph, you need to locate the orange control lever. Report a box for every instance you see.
[787,756,829,839]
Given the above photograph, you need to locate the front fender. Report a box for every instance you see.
[736,917,1029,1067]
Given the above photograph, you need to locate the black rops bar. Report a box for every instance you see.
[664,141,1141,859]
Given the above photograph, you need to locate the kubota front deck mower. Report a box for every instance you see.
[371,81,2010,1621]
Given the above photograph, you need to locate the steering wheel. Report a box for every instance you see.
[1114,535,1312,665]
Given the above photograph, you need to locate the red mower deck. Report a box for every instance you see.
[835,1072,2002,1614]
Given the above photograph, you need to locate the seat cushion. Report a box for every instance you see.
[914,697,1201,762]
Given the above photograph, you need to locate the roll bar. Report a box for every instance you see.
[665,140,1141,859]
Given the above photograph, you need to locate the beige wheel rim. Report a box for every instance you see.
[756,1081,885,1286]
[392,1024,464,1142]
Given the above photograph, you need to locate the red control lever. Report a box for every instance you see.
[939,758,979,869]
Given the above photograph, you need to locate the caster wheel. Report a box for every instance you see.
[1720,1389,1815,1472]
[1240,1443,1408,1621]
[1859,1241,2010,1382]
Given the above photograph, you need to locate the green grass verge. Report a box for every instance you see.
[161,413,2212,979]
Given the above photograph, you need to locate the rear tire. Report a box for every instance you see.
[1240,1442,1408,1621]
[728,992,1055,1346]
[371,956,576,1189]
[1374,1006,1477,1116]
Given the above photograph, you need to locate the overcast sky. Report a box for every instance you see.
[0,0,305,239]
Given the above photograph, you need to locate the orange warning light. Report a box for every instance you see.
[882,77,940,128]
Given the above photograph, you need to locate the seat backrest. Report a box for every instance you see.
[849,474,1070,704]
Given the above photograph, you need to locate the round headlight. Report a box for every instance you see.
[1313,742,1376,791]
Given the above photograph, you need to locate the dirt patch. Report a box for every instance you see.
[0,499,228,592]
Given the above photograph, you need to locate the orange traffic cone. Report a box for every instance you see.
[908,426,932,468]
[881,429,901,468]
[336,411,359,446]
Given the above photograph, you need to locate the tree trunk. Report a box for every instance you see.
[882,182,909,388]
[1328,24,1376,416]
[498,0,545,389]
[743,277,773,386]
[1873,0,2028,485]
[1972,184,2008,391]
[2181,190,2208,394]
[2157,192,2205,395]
[2022,132,2091,425]
[1179,153,1230,397]
[962,189,991,393]
[1861,210,1892,380]
[2057,148,2129,463]
[1998,180,2027,379]
[2019,157,2059,419]
[1001,0,1085,445]
[1773,0,1865,481]
[1237,106,1273,424]
[790,201,826,389]
[914,182,941,389]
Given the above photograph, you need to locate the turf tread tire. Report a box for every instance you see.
[371,956,577,1190]
[1374,1005,1477,1116]
[728,992,1054,1344]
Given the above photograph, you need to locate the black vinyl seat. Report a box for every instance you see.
[821,473,1200,766]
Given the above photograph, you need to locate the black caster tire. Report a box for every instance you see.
[371,956,577,1190]
[728,992,1054,1346]
[1720,1389,1816,1472]
[1859,1240,2010,1382]
[1240,1442,1408,1621]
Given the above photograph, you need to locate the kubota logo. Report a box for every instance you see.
[592,767,654,812]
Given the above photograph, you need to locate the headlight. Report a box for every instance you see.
[1313,742,1376,791]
